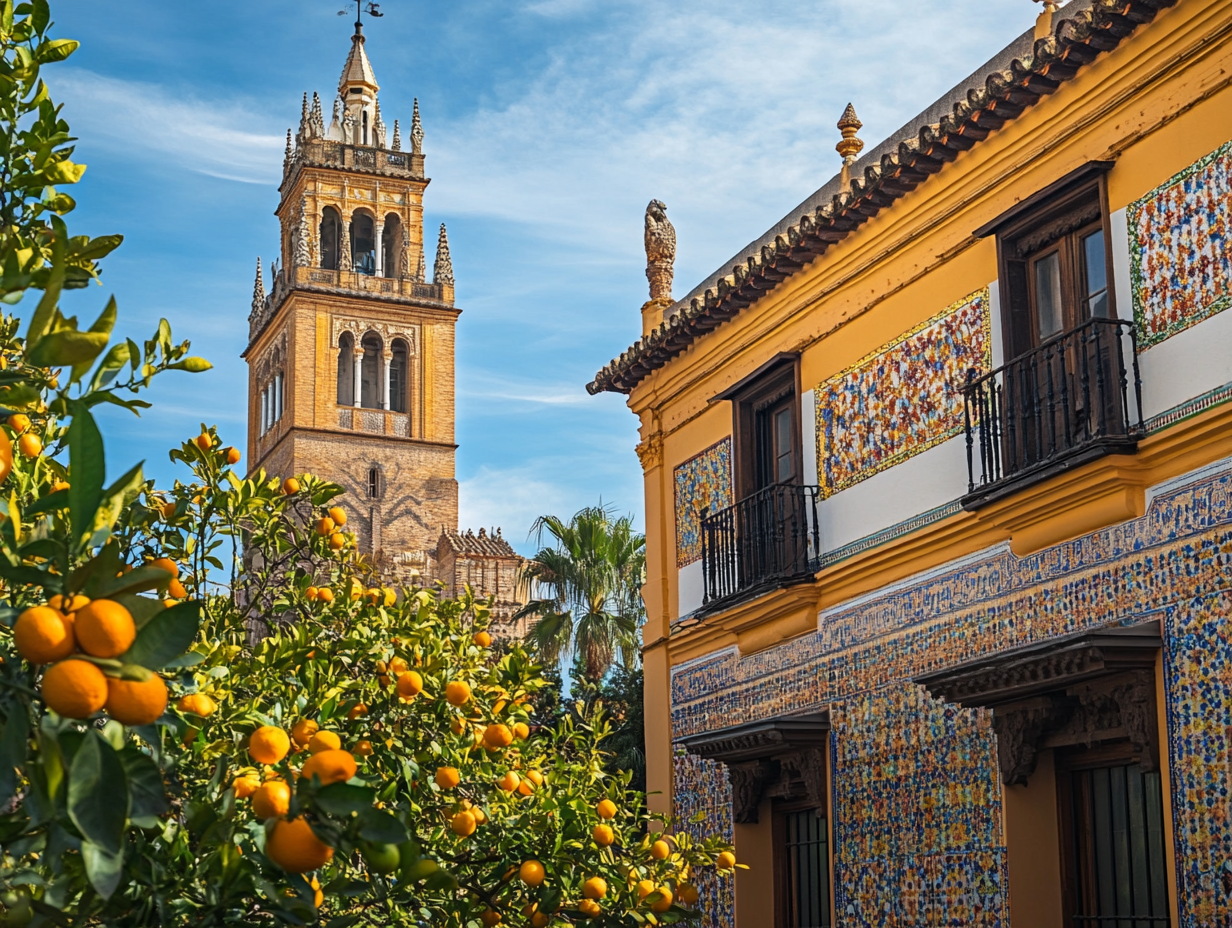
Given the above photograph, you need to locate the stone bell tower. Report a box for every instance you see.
[242,16,459,574]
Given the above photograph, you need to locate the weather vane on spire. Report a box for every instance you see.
[338,1,383,28]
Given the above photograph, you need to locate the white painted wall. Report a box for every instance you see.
[678,559,704,618]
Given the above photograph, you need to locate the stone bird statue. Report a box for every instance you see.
[644,199,676,302]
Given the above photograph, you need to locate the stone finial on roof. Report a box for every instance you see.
[250,257,265,320]
[392,119,401,151]
[309,92,325,138]
[433,224,454,286]
[644,199,676,302]
[410,98,424,155]
[284,128,293,158]
[836,103,864,165]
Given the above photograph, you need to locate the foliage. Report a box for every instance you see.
[516,507,645,683]
[0,3,735,925]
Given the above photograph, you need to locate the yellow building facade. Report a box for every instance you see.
[244,20,524,618]
[591,0,1232,925]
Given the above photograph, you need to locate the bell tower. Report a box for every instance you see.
[243,16,459,574]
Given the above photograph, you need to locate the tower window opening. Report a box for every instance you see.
[337,332,355,405]
[367,467,380,499]
[383,213,401,278]
[319,206,341,270]
[390,338,408,414]
[351,212,376,276]
[360,334,382,409]
[362,109,369,146]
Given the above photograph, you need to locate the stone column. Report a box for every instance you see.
[381,351,392,410]
[352,347,364,408]
[375,219,385,278]
[276,373,284,421]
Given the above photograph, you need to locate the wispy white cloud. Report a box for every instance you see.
[50,68,283,185]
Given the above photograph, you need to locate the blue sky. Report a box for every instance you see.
[47,0,1039,555]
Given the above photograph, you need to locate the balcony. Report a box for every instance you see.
[962,317,1145,508]
[699,483,820,614]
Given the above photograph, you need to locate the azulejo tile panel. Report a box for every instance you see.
[1130,138,1232,348]
[671,461,1232,928]
[673,750,733,928]
[673,438,732,567]
[814,289,991,500]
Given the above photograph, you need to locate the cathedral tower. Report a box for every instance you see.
[243,17,458,573]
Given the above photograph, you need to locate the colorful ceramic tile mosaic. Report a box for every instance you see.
[814,289,991,499]
[673,750,734,928]
[1130,139,1232,348]
[673,438,732,567]
[671,460,1232,928]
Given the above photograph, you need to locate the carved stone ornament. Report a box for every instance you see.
[727,762,769,824]
[644,199,676,302]
[331,317,417,356]
[339,220,352,271]
[635,435,663,470]
[993,702,1060,786]
[777,748,828,814]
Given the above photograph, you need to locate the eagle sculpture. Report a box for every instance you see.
[644,199,676,302]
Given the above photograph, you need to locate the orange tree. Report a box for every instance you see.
[0,3,737,925]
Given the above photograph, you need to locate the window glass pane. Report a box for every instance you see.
[1034,251,1064,339]
[783,810,830,927]
[1083,230,1109,318]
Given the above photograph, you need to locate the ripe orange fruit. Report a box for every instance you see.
[195,433,212,451]
[451,810,477,837]
[354,739,373,756]
[435,766,460,790]
[636,879,656,900]
[480,910,501,927]
[651,839,670,860]
[578,899,601,919]
[225,446,242,465]
[176,693,217,717]
[531,913,548,928]
[74,599,136,658]
[41,659,108,719]
[583,877,607,900]
[525,769,544,788]
[281,477,300,496]
[48,593,89,615]
[472,631,491,648]
[597,799,617,820]
[105,673,168,726]
[651,886,673,913]
[513,721,530,740]
[0,431,11,483]
[328,506,347,526]
[7,414,29,433]
[249,726,291,764]
[348,703,368,719]
[265,816,334,873]
[17,433,41,458]
[592,824,614,846]
[317,588,334,604]
[388,656,409,674]
[307,730,341,754]
[150,557,179,580]
[315,517,334,536]
[396,671,423,698]
[497,771,520,792]
[679,883,699,906]
[291,719,319,747]
[252,780,291,819]
[717,850,736,870]
[160,500,177,520]
[304,586,318,601]
[519,860,545,887]
[328,533,345,551]
[445,680,471,706]
[14,606,75,663]
[300,749,357,785]
[483,724,513,749]
[167,578,188,600]
[233,775,260,799]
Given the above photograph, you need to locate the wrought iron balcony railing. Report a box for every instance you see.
[962,316,1144,507]
[699,483,820,612]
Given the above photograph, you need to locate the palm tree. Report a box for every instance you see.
[515,504,646,683]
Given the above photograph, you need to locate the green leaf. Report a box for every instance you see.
[30,0,49,34]
[25,217,65,347]
[67,731,129,856]
[67,406,104,552]
[119,747,167,827]
[81,840,124,899]
[73,296,116,382]
[93,564,173,599]
[41,159,84,185]
[27,328,109,367]
[357,808,408,845]
[0,702,29,807]
[165,356,212,373]
[88,460,143,544]
[119,601,201,670]
[313,782,375,816]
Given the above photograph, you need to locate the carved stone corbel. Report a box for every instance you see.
[993,702,1065,786]
[1111,669,1159,771]
[779,748,827,815]
[726,762,770,824]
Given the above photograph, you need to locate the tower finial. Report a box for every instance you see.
[411,98,423,155]
[836,103,864,166]
[250,257,266,319]
[392,119,401,151]
[433,223,454,286]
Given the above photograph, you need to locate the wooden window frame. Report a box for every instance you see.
[773,799,832,928]
[715,353,803,502]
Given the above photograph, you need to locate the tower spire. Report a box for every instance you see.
[392,119,401,151]
[433,223,454,286]
[411,98,423,155]
[250,257,265,320]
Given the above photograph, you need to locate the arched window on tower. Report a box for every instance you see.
[382,213,402,279]
[319,206,341,270]
[362,109,369,146]
[351,212,375,276]
[337,332,355,405]
[389,338,408,414]
[367,466,381,499]
[360,333,382,409]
